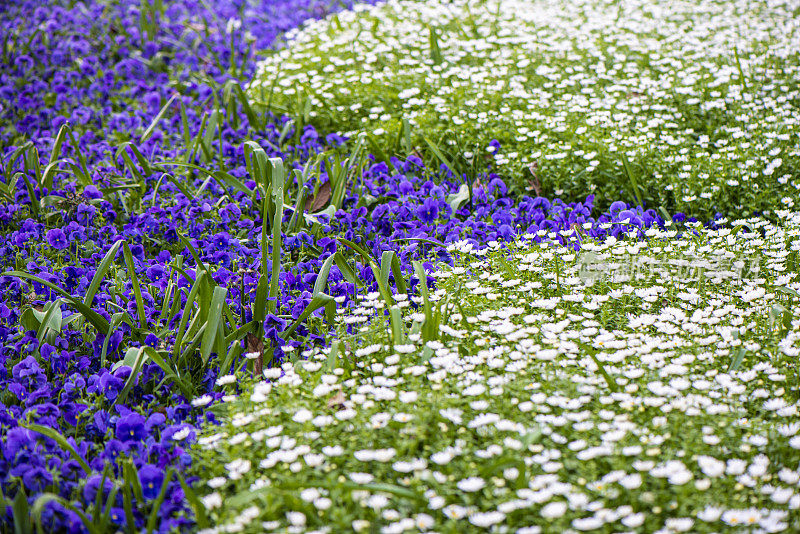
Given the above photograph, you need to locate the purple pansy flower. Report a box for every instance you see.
[45,228,68,250]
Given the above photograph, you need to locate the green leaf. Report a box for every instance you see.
[142,346,195,398]
[3,271,109,333]
[121,485,137,534]
[428,25,443,65]
[175,471,209,528]
[423,135,456,175]
[31,493,96,534]
[176,233,215,281]
[332,251,361,288]
[100,313,129,369]
[200,286,228,365]
[115,142,152,181]
[337,237,374,264]
[446,183,470,213]
[253,273,269,327]
[21,423,91,475]
[84,240,123,308]
[313,254,337,297]
[413,260,435,342]
[325,340,342,371]
[122,459,145,504]
[243,141,273,198]
[729,346,746,372]
[35,299,63,344]
[13,489,32,534]
[40,160,72,192]
[389,306,406,346]
[620,153,643,207]
[268,184,284,315]
[113,347,147,407]
[380,250,407,294]
[17,172,40,217]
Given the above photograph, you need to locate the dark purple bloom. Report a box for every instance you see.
[3,427,37,462]
[99,371,124,401]
[415,198,440,224]
[115,413,146,442]
[139,464,165,499]
[45,228,68,250]
[83,185,103,199]
[609,200,627,216]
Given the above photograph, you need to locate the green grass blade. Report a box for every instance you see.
[48,124,70,167]
[172,271,205,360]
[113,347,147,407]
[122,243,147,329]
[140,94,179,143]
[97,485,120,531]
[268,180,284,315]
[122,460,145,504]
[620,153,643,207]
[281,293,335,339]
[389,306,406,346]
[428,25,443,65]
[233,83,262,132]
[121,485,136,534]
[423,135,456,175]
[179,100,191,149]
[337,237,374,263]
[413,260,435,342]
[65,125,90,182]
[369,262,393,310]
[157,277,175,323]
[332,251,360,288]
[380,250,407,294]
[177,233,215,280]
[145,469,174,534]
[268,201,283,316]
[40,160,73,192]
[13,488,32,534]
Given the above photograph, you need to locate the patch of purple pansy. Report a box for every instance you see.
[0,0,685,532]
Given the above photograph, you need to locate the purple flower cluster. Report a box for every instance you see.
[0,0,676,532]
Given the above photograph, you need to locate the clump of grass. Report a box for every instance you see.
[250,0,800,219]
[189,211,800,533]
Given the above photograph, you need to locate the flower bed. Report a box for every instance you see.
[192,212,800,533]
[1,0,798,532]
[250,0,800,218]
[0,0,661,531]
